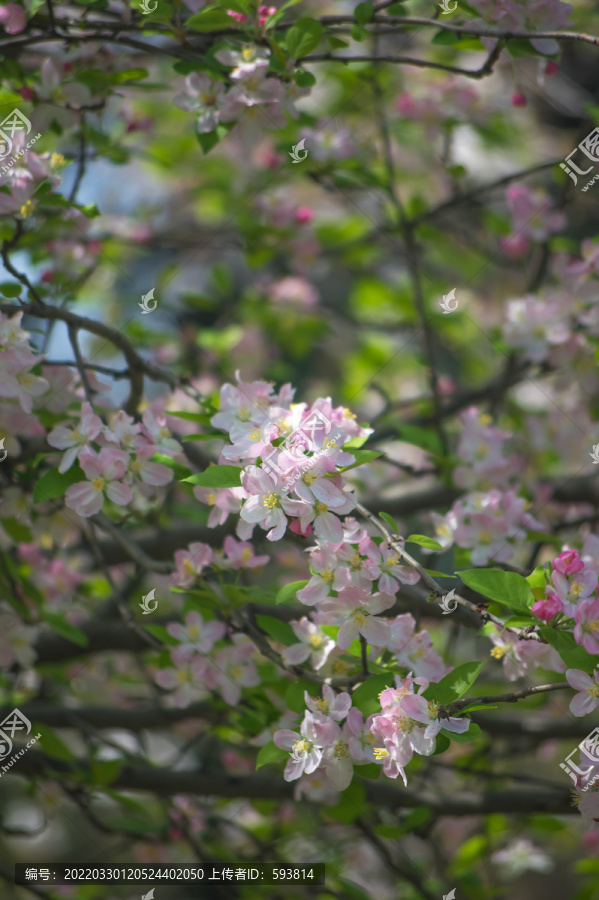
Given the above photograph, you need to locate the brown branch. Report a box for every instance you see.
[13,750,575,815]
[448,682,570,713]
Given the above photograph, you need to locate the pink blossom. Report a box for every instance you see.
[274,711,337,781]
[240,466,311,541]
[173,542,213,588]
[575,598,599,654]
[531,590,563,622]
[209,634,260,705]
[281,617,335,670]
[304,684,351,722]
[167,611,226,664]
[193,485,245,528]
[155,656,207,708]
[566,668,599,716]
[345,708,379,762]
[0,3,26,34]
[369,540,420,595]
[551,567,598,617]
[554,549,585,575]
[503,295,570,363]
[127,445,174,487]
[387,616,451,682]
[218,535,269,569]
[47,402,104,473]
[319,587,395,650]
[65,448,131,517]
[321,720,355,791]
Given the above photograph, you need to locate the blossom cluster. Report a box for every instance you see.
[174,43,309,135]
[274,675,469,795]
[529,543,599,653]
[0,310,49,414]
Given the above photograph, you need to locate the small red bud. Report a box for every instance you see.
[18,87,34,101]
[511,92,527,107]
[545,61,559,76]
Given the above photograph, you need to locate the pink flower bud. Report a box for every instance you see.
[545,61,559,76]
[511,92,527,107]
[295,206,313,225]
[18,86,34,101]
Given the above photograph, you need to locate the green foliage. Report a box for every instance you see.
[286,18,323,58]
[457,568,534,612]
[33,465,86,504]
[182,465,243,487]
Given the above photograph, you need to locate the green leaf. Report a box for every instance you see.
[196,120,236,154]
[285,678,319,714]
[327,36,349,49]
[149,453,192,481]
[0,282,22,297]
[1,517,33,543]
[111,67,148,83]
[539,627,598,673]
[181,432,226,442]
[425,661,484,706]
[276,580,309,604]
[351,23,369,42]
[407,534,444,551]
[441,722,481,743]
[424,569,456,579]
[527,563,549,600]
[33,726,72,761]
[432,732,451,755]
[353,762,380,780]
[182,464,242,487]
[145,623,180,645]
[255,615,296,647]
[294,70,316,87]
[286,17,323,58]
[44,613,89,648]
[168,411,214,424]
[91,759,123,785]
[354,1,374,24]
[458,568,534,612]
[327,779,366,823]
[379,511,400,535]
[256,739,287,769]
[339,449,384,473]
[187,7,235,30]
[351,674,391,716]
[33,465,86,504]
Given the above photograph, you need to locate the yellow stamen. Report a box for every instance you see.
[92,477,105,492]
[263,492,279,509]
[491,645,507,659]
[20,200,34,218]
[373,748,390,760]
